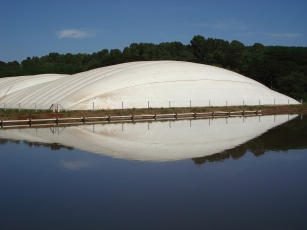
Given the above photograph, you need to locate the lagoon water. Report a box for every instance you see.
[0,115,306,230]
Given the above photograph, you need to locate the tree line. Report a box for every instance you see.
[0,35,306,100]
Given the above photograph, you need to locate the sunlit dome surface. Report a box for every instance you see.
[0,61,299,110]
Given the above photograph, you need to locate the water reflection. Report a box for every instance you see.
[193,114,307,164]
[0,114,302,162]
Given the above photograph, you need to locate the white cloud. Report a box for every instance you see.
[265,33,301,38]
[57,29,93,39]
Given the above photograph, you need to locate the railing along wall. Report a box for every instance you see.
[0,110,262,129]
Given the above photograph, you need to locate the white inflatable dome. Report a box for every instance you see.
[0,61,299,110]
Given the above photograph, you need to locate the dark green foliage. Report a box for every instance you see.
[0,35,306,100]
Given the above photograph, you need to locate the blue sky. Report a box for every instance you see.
[1,0,306,62]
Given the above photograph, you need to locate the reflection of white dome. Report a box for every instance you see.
[0,61,299,110]
[0,115,298,162]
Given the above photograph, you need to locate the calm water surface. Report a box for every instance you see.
[0,115,306,230]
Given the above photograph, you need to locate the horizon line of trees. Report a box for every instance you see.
[0,35,306,100]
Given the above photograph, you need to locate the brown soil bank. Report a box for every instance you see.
[0,104,306,120]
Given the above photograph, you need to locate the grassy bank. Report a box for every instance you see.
[0,104,306,120]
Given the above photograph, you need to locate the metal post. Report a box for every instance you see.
[169,101,171,108]
[226,100,228,107]
[148,101,149,109]
[92,101,95,110]
[288,99,289,105]
[259,100,260,106]
[122,101,123,109]
[243,100,244,106]
[274,99,275,105]
[189,100,191,108]
[209,100,211,107]
[35,103,37,112]
[3,103,5,111]
[18,103,21,112]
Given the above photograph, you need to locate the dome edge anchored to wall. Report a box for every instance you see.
[0,61,299,110]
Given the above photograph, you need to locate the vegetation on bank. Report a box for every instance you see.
[0,104,306,120]
[0,35,306,101]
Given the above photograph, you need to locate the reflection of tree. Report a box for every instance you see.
[193,116,307,165]
[0,138,73,151]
